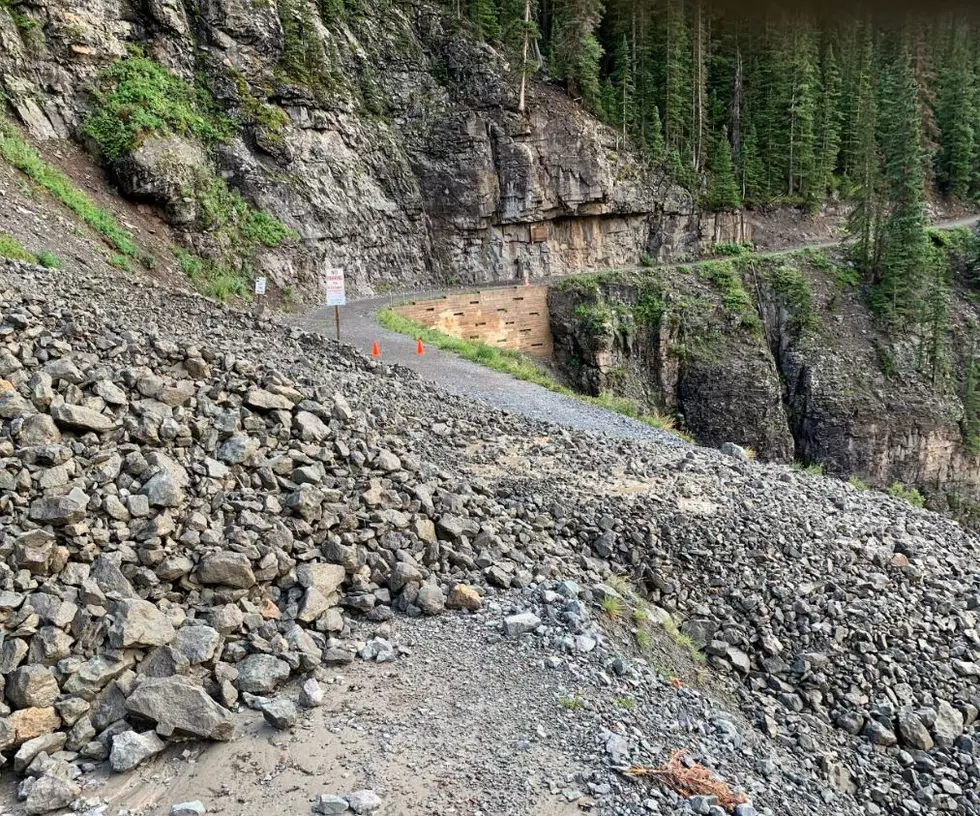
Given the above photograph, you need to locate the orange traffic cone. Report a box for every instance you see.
[416,338,425,355]
[371,341,380,357]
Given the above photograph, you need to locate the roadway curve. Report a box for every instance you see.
[289,217,980,441]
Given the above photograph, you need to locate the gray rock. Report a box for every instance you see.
[7,665,60,708]
[313,795,350,815]
[28,493,87,526]
[416,584,445,615]
[503,612,541,636]
[261,698,298,730]
[170,803,207,816]
[173,626,221,664]
[50,402,115,432]
[862,719,898,747]
[196,552,256,588]
[13,732,67,773]
[933,700,964,747]
[25,772,80,815]
[299,678,324,708]
[897,708,934,751]
[110,729,166,772]
[345,790,382,814]
[109,598,177,648]
[388,562,423,593]
[125,677,234,740]
[235,654,290,694]
[245,389,293,411]
[141,471,184,507]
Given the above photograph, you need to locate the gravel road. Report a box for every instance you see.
[290,295,686,445]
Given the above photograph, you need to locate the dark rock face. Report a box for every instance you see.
[548,270,796,463]
[0,0,745,298]
[548,258,980,509]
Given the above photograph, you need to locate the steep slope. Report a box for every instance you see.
[0,0,748,301]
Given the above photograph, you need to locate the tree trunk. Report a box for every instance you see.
[518,0,531,113]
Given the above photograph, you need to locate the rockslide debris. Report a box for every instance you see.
[0,258,979,816]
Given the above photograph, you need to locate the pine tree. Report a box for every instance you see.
[739,124,766,203]
[552,0,605,110]
[935,22,976,199]
[704,127,741,210]
[467,0,500,41]
[875,38,929,319]
[608,34,636,139]
[662,0,692,157]
[815,44,843,197]
[847,33,884,280]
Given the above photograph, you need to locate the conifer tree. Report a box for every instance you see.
[816,44,843,197]
[552,0,605,110]
[467,0,500,41]
[704,127,741,210]
[935,22,976,199]
[875,39,929,319]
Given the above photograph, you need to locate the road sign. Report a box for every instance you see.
[254,276,267,296]
[325,268,346,306]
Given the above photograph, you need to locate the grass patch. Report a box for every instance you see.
[634,627,652,651]
[0,124,140,259]
[82,54,232,162]
[0,233,36,263]
[377,307,692,442]
[794,462,824,475]
[708,241,754,257]
[173,246,248,303]
[600,594,625,619]
[769,263,818,334]
[887,482,925,508]
[662,618,706,664]
[698,259,762,332]
[848,476,869,490]
[557,693,584,711]
[613,696,636,711]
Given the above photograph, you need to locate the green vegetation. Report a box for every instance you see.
[887,482,925,508]
[709,241,754,258]
[0,233,36,263]
[661,618,705,664]
[82,55,232,162]
[557,693,585,711]
[0,124,140,260]
[768,263,818,334]
[377,307,690,440]
[613,695,636,711]
[599,594,625,619]
[698,259,761,332]
[634,627,652,651]
[848,476,869,490]
[0,233,63,269]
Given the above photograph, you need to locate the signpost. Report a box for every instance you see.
[253,276,267,319]
[325,268,346,341]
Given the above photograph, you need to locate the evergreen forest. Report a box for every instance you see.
[448,0,980,322]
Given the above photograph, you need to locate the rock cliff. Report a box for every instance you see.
[0,0,748,300]
[548,245,980,518]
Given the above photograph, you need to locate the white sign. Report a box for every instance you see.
[325,268,346,306]
[254,276,267,296]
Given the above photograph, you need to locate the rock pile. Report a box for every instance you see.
[1,258,980,816]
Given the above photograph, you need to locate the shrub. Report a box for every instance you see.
[0,233,35,262]
[36,250,62,269]
[82,55,232,162]
[887,482,925,508]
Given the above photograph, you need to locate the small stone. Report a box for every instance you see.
[110,729,166,772]
[446,584,482,611]
[345,790,382,814]
[503,612,540,636]
[170,802,207,816]
[235,654,291,694]
[299,678,324,708]
[313,795,350,815]
[262,698,299,730]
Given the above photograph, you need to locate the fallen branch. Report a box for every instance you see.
[625,749,748,812]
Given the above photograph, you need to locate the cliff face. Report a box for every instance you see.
[0,0,745,299]
[548,250,980,515]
